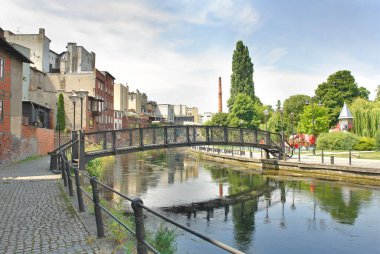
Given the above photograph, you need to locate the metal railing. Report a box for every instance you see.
[80,126,284,166]
[56,142,245,254]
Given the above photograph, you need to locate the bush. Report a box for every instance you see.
[353,137,376,151]
[316,132,359,150]
[376,130,380,151]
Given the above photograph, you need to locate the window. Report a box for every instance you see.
[0,57,4,80]
[0,101,3,121]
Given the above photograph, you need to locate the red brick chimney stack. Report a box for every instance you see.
[218,77,222,113]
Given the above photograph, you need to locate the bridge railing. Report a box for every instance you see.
[82,126,283,158]
[54,138,244,254]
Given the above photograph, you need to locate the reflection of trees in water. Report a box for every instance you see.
[231,199,258,252]
[293,181,372,225]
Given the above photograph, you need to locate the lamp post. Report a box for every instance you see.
[69,93,79,130]
[76,89,89,130]
[290,112,294,147]
[264,109,269,131]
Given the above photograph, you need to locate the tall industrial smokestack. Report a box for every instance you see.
[218,77,222,113]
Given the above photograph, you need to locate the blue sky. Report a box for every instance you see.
[1,0,379,113]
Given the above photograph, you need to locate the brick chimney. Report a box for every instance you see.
[218,77,222,113]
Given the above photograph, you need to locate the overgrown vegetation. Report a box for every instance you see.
[86,156,114,178]
[56,93,66,131]
[316,132,377,151]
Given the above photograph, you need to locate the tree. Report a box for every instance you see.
[350,97,380,138]
[375,85,380,101]
[205,112,229,126]
[56,93,65,131]
[228,41,255,110]
[297,105,330,136]
[228,93,257,128]
[315,70,369,125]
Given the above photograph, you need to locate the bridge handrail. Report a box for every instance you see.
[49,139,74,154]
[56,146,244,254]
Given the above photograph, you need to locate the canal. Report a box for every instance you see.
[99,149,380,254]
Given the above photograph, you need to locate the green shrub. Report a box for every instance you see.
[353,137,376,151]
[86,158,102,178]
[376,130,380,151]
[316,132,359,150]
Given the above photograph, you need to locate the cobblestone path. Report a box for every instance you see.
[0,156,99,254]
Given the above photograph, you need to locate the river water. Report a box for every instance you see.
[99,149,380,254]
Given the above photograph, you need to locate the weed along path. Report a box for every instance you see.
[0,156,99,254]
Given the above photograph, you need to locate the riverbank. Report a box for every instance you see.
[190,148,380,186]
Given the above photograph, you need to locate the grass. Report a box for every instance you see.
[18,155,41,163]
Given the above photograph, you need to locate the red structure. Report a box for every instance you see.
[288,134,316,148]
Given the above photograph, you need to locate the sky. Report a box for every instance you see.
[1,0,379,113]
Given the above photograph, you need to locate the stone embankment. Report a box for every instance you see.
[191,147,380,184]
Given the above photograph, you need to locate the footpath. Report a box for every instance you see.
[0,156,99,254]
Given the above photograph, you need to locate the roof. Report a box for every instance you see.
[0,37,33,63]
[338,102,353,119]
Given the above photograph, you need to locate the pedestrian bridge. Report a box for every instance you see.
[52,125,284,170]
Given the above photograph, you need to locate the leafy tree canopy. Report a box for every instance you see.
[315,70,369,124]
[228,93,257,128]
[283,94,311,123]
[228,40,255,110]
[205,112,229,126]
[297,105,330,136]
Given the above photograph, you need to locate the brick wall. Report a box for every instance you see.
[0,125,54,165]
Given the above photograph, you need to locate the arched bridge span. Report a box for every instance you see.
[72,125,284,169]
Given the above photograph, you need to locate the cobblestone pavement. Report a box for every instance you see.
[0,156,99,254]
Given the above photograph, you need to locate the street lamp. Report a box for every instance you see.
[290,112,294,147]
[69,93,79,130]
[75,89,89,130]
[264,109,269,131]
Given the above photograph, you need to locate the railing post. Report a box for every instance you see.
[266,132,271,145]
[131,198,147,254]
[153,128,157,144]
[192,127,196,143]
[330,156,334,165]
[112,131,116,152]
[240,128,243,144]
[349,149,352,165]
[50,152,58,171]
[321,148,324,163]
[210,127,213,142]
[206,126,210,144]
[224,126,228,144]
[140,128,144,148]
[298,148,301,162]
[61,156,68,187]
[72,131,78,161]
[90,177,105,238]
[78,130,86,171]
[103,132,107,150]
[254,129,258,144]
[186,126,190,146]
[66,161,74,196]
[164,126,168,146]
[173,127,177,143]
[127,130,132,147]
[74,168,85,212]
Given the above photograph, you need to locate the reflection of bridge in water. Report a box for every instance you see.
[161,182,277,214]
[73,125,284,170]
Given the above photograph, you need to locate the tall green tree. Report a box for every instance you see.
[228,41,255,110]
[315,70,369,125]
[350,97,380,138]
[375,85,380,101]
[204,112,229,126]
[56,93,65,131]
[297,105,330,136]
[228,93,257,128]
[283,94,310,123]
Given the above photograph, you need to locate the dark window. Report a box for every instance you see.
[0,101,3,121]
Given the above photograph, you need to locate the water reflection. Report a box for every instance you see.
[98,149,380,254]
